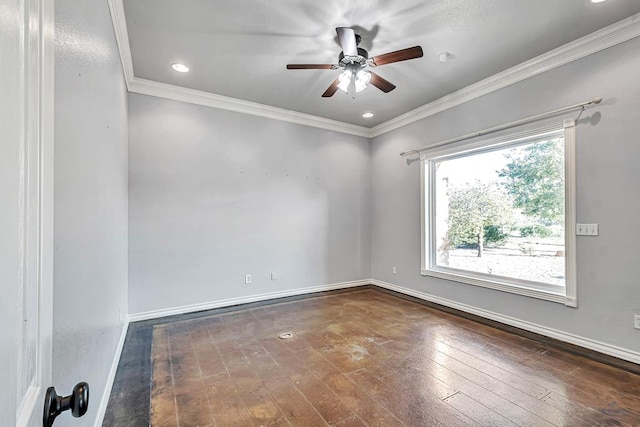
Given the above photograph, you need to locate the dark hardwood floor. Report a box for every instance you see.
[104,289,640,426]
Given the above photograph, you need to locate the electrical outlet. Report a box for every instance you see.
[392,267,397,275]
[271,272,277,280]
[245,274,252,284]
[634,315,640,330]
[576,223,598,236]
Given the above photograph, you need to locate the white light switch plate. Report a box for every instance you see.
[576,223,598,236]
[634,315,640,330]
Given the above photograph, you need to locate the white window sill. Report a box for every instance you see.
[422,267,575,306]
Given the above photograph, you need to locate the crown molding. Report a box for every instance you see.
[370,12,640,138]
[128,77,372,137]
[108,0,640,138]
[107,0,134,88]
[107,0,369,137]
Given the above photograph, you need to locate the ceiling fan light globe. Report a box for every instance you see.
[355,70,371,92]
[338,70,352,92]
[357,70,371,84]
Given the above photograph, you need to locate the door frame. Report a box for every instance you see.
[15,0,54,424]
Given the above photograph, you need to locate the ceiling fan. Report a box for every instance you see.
[286,27,423,98]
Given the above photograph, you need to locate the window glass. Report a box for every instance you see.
[429,136,566,289]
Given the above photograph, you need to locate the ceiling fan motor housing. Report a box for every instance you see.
[338,47,369,68]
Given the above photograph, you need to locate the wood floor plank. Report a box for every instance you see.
[426,345,566,425]
[258,337,362,426]
[289,370,361,426]
[444,392,517,427]
[144,289,640,427]
[346,369,443,426]
[358,367,480,427]
[433,330,639,425]
[543,391,633,426]
[261,375,328,427]
[175,392,215,427]
[322,371,406,427]
[192,337,227,378]
[431,338,551,399]
[150,326,179,427]
[203,372,254,427]
[435,330,571,391]
[223,358,286,426]
[390,344,556,426]
[547,348,640,396]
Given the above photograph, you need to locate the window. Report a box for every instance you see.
[421,121,576,305]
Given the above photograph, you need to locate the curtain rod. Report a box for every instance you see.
[399,97,603,157]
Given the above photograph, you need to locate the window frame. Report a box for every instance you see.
[420,120,577,306]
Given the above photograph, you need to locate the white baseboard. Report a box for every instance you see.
[369,279,640,365]
[128,279,370,322]
[94,320,130,427]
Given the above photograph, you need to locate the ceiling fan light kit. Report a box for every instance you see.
[287,27,423,98]
[338,69,372,94]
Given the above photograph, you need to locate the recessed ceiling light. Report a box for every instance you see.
[591,0,607,3]
[362,112,374,118]
[171,63,189,73]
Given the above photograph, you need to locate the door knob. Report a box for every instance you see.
[43,382,89,427]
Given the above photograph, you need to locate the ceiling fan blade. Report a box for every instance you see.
[286,64,335,70]
[369,72,396,93]
[371,46,423,66]
[322,78,340,98]
[336,27,358,56]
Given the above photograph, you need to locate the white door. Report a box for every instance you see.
[0,0,54,425]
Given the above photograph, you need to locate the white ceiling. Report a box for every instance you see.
[122,0,640,127]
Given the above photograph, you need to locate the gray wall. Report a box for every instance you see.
[128,94,371,314]
[54,0,128,425]
[371,37,640,353]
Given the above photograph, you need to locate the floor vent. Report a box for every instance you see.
[278,332,294,340]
